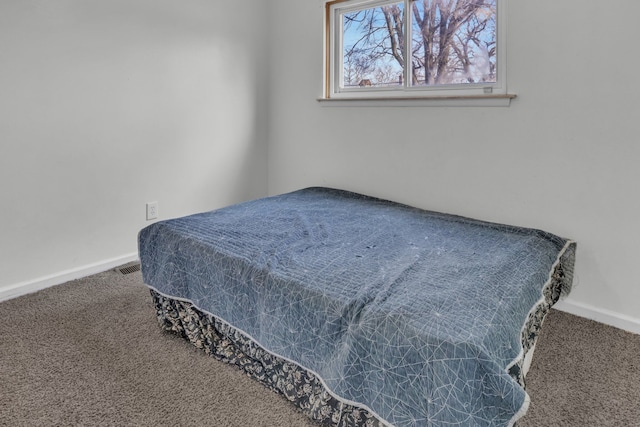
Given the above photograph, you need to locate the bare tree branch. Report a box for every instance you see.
[342,0,496,87]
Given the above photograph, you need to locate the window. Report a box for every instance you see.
[324,0,507,101]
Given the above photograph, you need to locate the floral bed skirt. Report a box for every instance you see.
[151,290,383,426]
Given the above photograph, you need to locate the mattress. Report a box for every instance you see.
[138,187,576,426]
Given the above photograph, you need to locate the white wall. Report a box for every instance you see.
[267,1,640,329]
[0,0,269,294]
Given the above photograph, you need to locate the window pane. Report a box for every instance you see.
[410,0,497,86]
[342,2,405,88]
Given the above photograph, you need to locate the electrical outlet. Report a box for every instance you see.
[146,202,158,220]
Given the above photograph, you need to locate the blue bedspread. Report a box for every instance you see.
[139,187,575,427]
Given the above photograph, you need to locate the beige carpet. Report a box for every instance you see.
[1,267,639,426]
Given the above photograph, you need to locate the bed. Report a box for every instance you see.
[138,187,576,427]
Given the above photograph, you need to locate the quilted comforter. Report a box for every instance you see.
[139,187,575,426]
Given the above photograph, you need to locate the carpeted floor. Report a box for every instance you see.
[1,267,639,427]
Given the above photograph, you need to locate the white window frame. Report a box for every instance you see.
[323,0,510,103]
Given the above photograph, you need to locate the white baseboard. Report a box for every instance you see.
[3,259,638,336]
[0,253,139,303]
[554,299,640,335]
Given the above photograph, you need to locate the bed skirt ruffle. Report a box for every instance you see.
[151,289,383,426]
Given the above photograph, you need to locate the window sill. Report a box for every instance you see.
[317,94,516,107]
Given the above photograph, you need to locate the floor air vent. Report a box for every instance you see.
[116,262,141,275]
